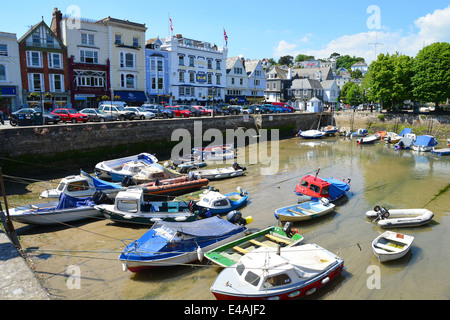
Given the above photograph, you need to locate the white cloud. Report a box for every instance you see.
[273,5,450,63]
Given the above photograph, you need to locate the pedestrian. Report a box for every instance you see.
[0,110,4,125]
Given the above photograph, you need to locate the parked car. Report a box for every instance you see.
[212,105,230,116]
[224,105,242,115]
[99,101,128,109]
[80,108,117,122]
[166,106,191,118]
[242,105,260,114]
[192,105,212,116]
[178,105,202,117]
[98,104,135,121]
[272,102,294,112]
[124,107,155,120]
[263,104,284,113]
[141,104,174,119]
[52,108,89,123]
[10,108,61,126]
[258,105,274,114]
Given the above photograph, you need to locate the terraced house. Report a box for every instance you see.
[18,19,70,109]
[0,31,22,114]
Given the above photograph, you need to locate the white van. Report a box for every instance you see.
[98,101,128,109]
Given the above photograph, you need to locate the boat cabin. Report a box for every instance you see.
[196,191,233,210]
[296,175,330,198]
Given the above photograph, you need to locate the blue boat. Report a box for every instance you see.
[412,135,438,152]
[194,187,249,216]
[94,153,158,181]
[431,148,450,156]
[118,215,250,272]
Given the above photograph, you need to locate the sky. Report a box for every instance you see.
[1,0,449,63]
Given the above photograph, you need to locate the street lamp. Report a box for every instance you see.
[212,86,215,118]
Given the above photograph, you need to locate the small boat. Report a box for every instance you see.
[94,153,158,181]
[320,125,339,136]
[131,175,209,199]
[118,214,251,272]
[374,131,387,139]
[383,132,402,144]
[210,244,344,300]
[204,150,237,161]
[357,133,380,145]
[412,135,438,152]
[366,206,434,228]
[40,170,123,199]
[394,133,416,150]
[204,223,304,268]
[371,231,414,262]
[351,128,368,137]
[125,164,182,185]
[274,198,336,223]
[95,189,197,225]
[9,193,102,225]
[194,187,249,216]
[431,147,450,156]
[296,130,326,139]
[192,144,234,156]
[190,163,246,180]
[177,160,207,173]
[294,169,351,202]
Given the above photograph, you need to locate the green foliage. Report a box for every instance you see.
[336,55,365,70]
[295,54,315,62]
[278,55,294,66]
[412,42,450,107]
[340,81,364,106]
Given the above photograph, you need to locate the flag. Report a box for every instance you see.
[169,18,173,31]
[223,28,228,46]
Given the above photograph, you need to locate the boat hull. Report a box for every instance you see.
[274,201,335,222]
[372,231,414,262]
[9,205,100,225]
[366,208,434,228]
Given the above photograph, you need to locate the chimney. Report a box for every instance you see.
[51,7,63,39]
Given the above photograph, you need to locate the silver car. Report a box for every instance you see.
[124,107,156,120]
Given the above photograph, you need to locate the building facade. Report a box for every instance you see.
[226,57,248,104]
[244,59,266,104]
[145,38,170,104]
[18,20,70,109]
[51,8,111,109]
[161,34,227,106]
[264,66,292,103]
[0,31,22,114]
[98,17,147,105]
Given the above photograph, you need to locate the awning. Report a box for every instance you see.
[114,91,147,102]
[226,95,248,104]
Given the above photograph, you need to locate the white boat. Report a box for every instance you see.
[204,150,236,161]
[320,125,339,136]
[40,170,123,199]
[190,163,246,180]
[297,130,326,139]
[274,198,335,223]
[366,206,434,228]
[210,244,344,300]
[412,135,438,152]
[371,231,414,262]
[94,153,158,181]
[194,187,249,216]
[357,133,380,144]
[127,164,182,185]
[9,193,101,226]
[351,128,368,137]
[383,132,402,144]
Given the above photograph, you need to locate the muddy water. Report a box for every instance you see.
[6,135,450,300]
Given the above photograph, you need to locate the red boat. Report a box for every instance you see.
[295,170,350,201]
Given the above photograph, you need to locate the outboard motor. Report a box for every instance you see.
[374,205,390,220]
[282,222,299,239]
[121,176,135,187]
[93,191,113,205]
[227,210,250,226]
[233,163,247,171]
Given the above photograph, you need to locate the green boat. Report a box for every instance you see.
[204,225,304,267]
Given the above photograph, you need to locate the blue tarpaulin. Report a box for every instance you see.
[414,135,438,147]
[37,193,95,212]
[323,178,350,201]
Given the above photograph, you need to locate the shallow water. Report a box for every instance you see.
[7,135,450,300]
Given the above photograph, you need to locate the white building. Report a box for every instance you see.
[161,34,227,105]
[226,57,248,104]
[351,61,368,75]
[244,59,266,104]
[0,31,22,113]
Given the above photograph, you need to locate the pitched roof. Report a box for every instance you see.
[292,67,333,80]
[291,78,322,89]
[18,20,66,49]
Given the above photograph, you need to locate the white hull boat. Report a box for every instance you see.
[297,130,326,139]
[372,231,414,262]
[9,194,101,226]
[366,206,434,228]
[94,153,158,181]
[191,164,246,180]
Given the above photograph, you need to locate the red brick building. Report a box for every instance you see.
[18,20,70,109]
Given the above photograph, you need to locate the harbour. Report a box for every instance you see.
[1,131,449,300]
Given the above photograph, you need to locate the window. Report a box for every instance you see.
[28,73,44,92]
[133,37,139,47]
[231,78,235,85]
[158,78,163,90]
[80,50,99,64]
[207,59,212,69]
[189,72,195,83]
[117,200,138,213]
[48,53,62,69]
[178,87,185,96]
[49,74,64,92]
[179,71,184,82]
[207,74,212,84]
[67,181,90,192]
[264,274,292,288]
[0,65,6,81]
[121,74,136,89]
[178,55,184,66]
[244,271,261,287]
[81,33,95,46]
[240,78,243,85]
[157,60,163,72]
[0,44,7,56]
[26,51,43,67]
[151,78,156,90]
[216,60,221,70]
[46,35,54,46]
[120,52,136,69]
[115,34,122,45]
[216,74,221,85]
[189,56,194,67]
[32,33,40,45]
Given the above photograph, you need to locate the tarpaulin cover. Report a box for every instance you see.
[414,135,438,147]
[322,178,350,200]
[399,128,412,136]
[37,193,95,212]
[82,171,123,190]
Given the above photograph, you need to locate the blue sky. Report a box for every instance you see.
[1,0,449,63]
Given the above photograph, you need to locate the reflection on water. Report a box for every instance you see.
[16,135,450,300]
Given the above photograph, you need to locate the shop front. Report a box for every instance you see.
[0,86,19,114]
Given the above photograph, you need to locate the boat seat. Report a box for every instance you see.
[265,234,292,245]
[287,208,308,216]
[374,243,403,253]
[295,206,317,214]
[249,239,272,248]
[233,246,249,254]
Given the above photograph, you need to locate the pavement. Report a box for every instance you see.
[0,228,50,300]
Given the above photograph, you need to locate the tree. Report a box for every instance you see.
[295,54,315,62]
[412,42,450,108]
[278,55,294,66]
[336,55,365,70]
[340,81,363,106]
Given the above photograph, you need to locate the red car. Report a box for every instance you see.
[52,108,89,123]
[192,105,212,116]
[166,106,191,118]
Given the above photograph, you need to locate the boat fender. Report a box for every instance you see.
[197,246,204,262]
